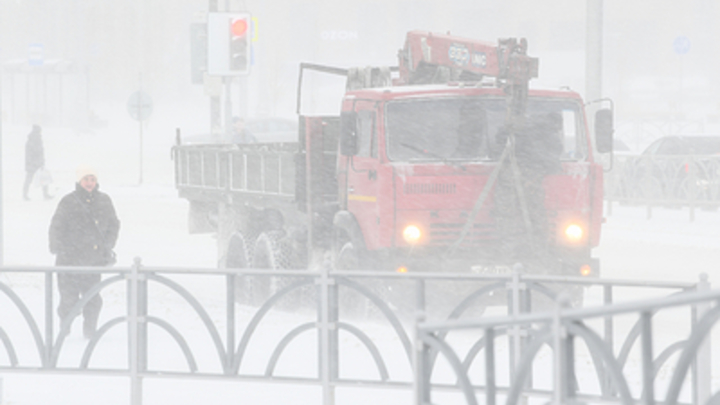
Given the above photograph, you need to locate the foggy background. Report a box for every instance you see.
[1,0,719,146]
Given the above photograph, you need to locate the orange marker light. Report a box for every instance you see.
[397,266,408,273]
[580,264,592,276]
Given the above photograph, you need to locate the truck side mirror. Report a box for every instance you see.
[595,108,614,153]
[340,112,358,156]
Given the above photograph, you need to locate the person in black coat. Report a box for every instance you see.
[49,166,120,338]
[23,125,52,201]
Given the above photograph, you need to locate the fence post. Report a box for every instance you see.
[129,257,143,405]
[508,264,523,381]
[44,270,53,367]
[552,294,570,405]
[318,255,336,405]
[226,271,235,374]
[414,313,431,405]
[695,273,711,405]
[602,285,615,398]
[640,311,654,405]
[485,327,496,405]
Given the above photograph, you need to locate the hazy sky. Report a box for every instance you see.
[1,0,719,135]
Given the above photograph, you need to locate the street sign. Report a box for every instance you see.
[673,36,691,55]
[127,91,153,121]
[28,43,43,66]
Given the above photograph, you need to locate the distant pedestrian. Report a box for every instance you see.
[49,165,120,338]
[232,116,257,143]
[23,125,52,201]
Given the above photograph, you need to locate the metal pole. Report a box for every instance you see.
[0,69,3,265]
[552,296,568,405]
[44,271,54,366]
[695,273,711,405]
[209,0,221,137]
[138,73,144,185]
[640,311,654,405]
[485,328,496,405]
[224,76,233,142]
[585,0,603,140]
[129,257,142,405]
[602,285,614,397]
[318,257,335,405]
[414,313,430,405]
[226,272,235,373]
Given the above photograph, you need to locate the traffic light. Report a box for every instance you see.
[229,16,250,73]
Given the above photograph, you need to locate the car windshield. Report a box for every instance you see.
[643,136,720,155]
[684,137,720,155]
[385,97,587,162]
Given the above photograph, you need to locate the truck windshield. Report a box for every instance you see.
[385,97,587,162]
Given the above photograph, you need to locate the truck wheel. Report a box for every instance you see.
[243,233,278,306]
[226,232,249,269]
[251,232,305,309]
[333,241,379,319]
[225,232,256,306]
[252,233,281,269]
[334,241,359,270]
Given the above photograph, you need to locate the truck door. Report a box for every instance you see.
[341,106,382,250]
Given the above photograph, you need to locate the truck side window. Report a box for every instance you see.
[559,109,586,160]
[356,111,376,158]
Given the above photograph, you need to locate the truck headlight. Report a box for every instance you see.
[403,225,422,244]
[564,224,584,242]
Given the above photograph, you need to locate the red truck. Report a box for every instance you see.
[174,31,613,280]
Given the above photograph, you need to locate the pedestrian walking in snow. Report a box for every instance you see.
[232,116,257,143]
[23,125,52,201]
[49,165,120,338]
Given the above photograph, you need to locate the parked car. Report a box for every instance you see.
[181,117,298,144]
[626,136,720,205]
[613,138,632,153]
[641,135,720,156]
[245,118,297,143]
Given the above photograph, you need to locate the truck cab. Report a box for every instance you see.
[331,83,604,274]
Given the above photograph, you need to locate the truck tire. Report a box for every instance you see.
[333,241,384,319]
[251,232,305,309]
[244,233,279,306]
[226,232,249,269]
[334,241,359,270]
[225,232,259,306]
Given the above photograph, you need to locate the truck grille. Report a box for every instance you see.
[428,222,495,245]
[404,183,456,195]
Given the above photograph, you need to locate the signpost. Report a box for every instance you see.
[673,36,690,115]
[28,43,43,66]
[127,90,153,184]
[673,35,691,55]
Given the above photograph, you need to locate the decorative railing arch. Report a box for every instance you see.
[0,260,713,405]
[416,281,717,405]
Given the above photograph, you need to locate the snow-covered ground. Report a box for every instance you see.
[0,112,719,404]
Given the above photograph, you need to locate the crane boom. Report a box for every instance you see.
[397,31,539,89]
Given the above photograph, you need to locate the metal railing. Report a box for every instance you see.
[0,259,712,405]
[416,273,715,405]
[604,154,720,220]
[173,144,296,198]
